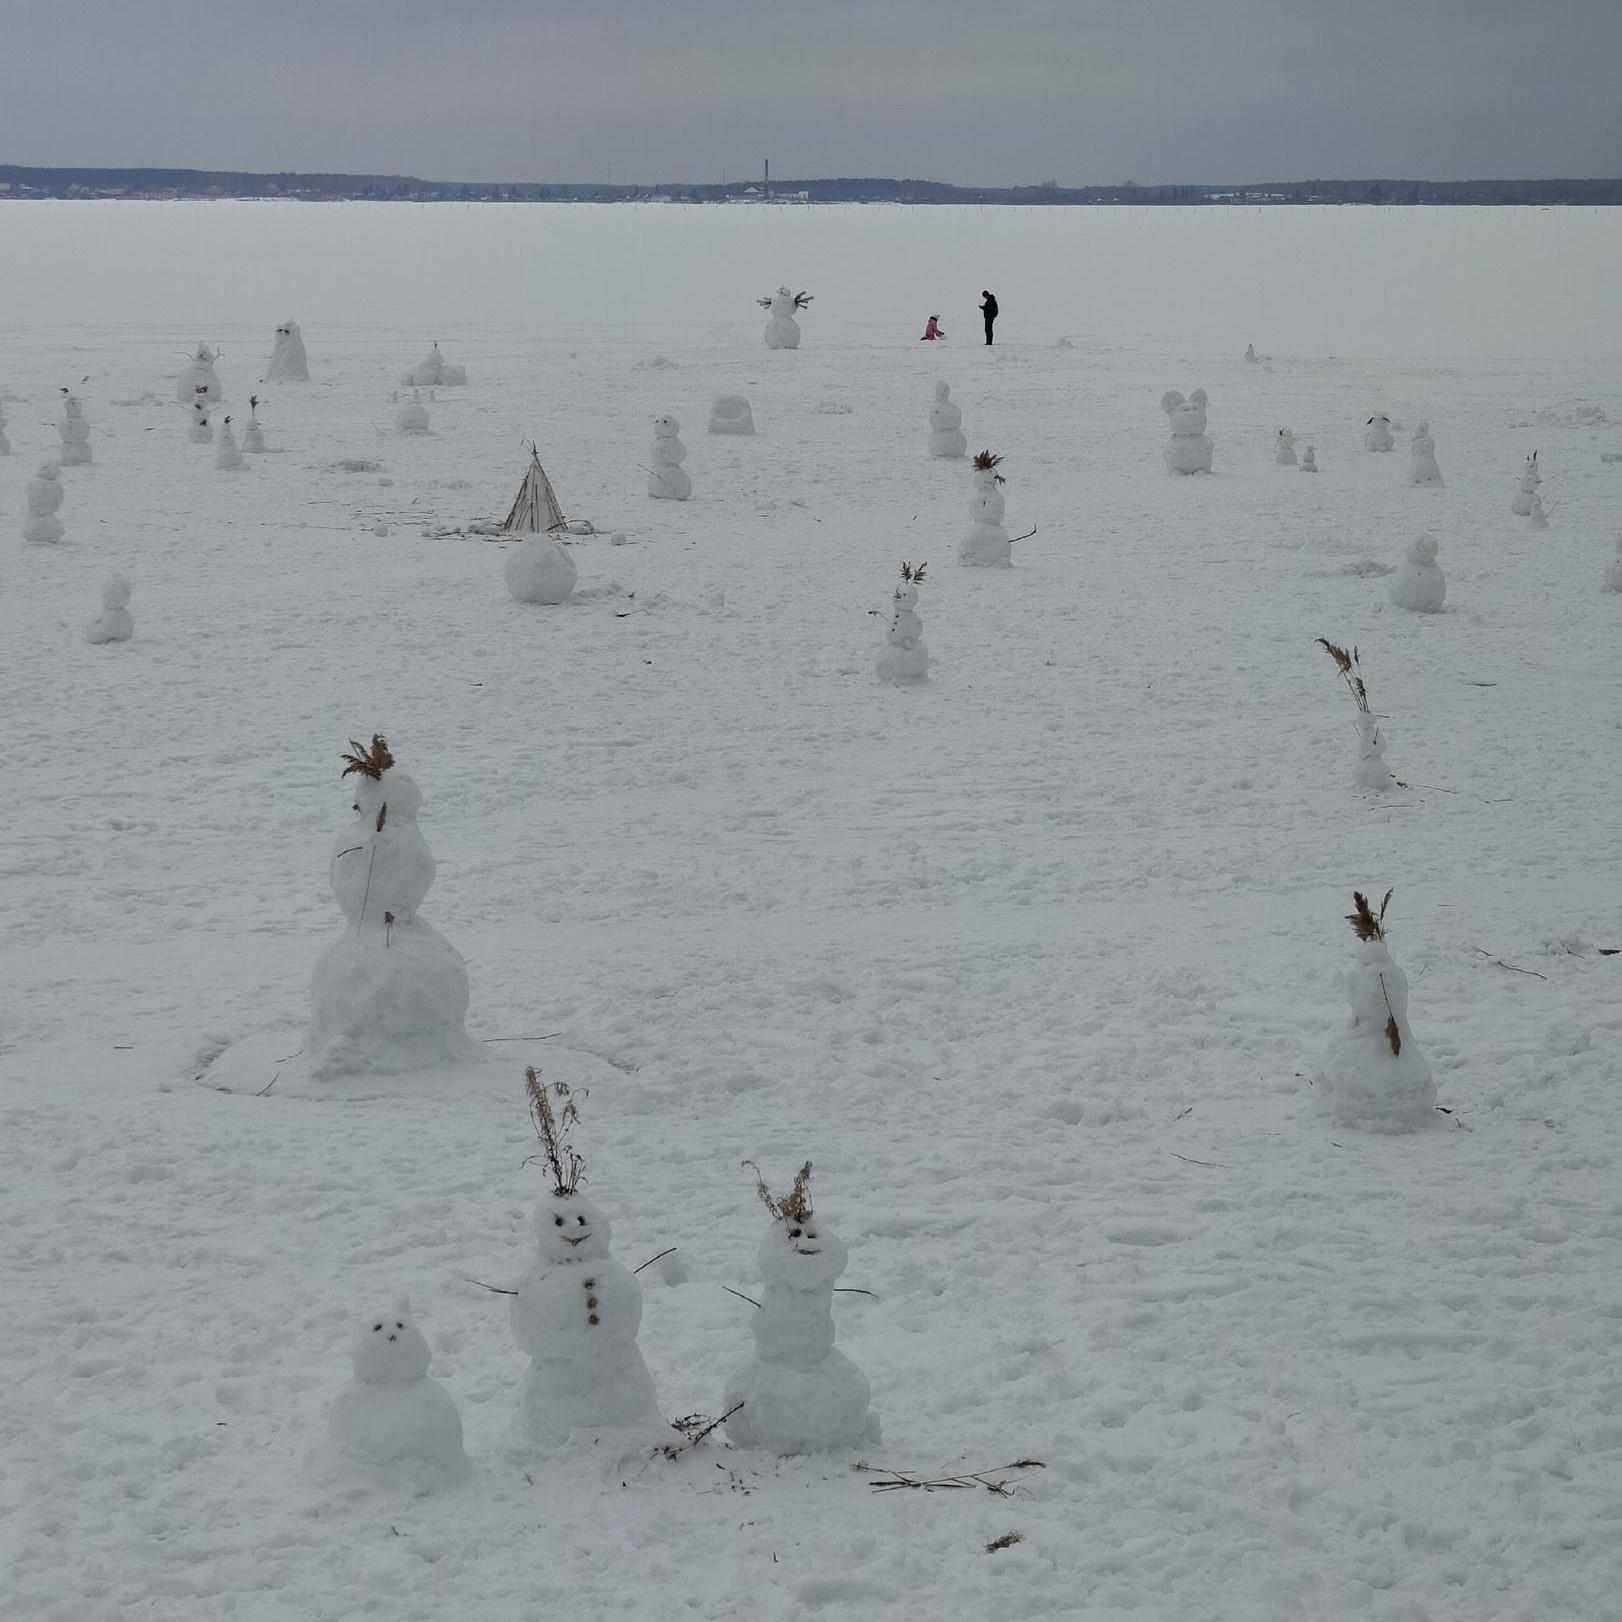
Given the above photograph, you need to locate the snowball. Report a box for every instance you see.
[708,395,755,435]
[504,535,578,604]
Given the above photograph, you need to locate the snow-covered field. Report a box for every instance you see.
[4,202,1621,1622]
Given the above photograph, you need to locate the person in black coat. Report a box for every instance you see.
[980,290,999,346]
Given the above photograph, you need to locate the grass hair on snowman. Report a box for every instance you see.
[1318,638,1401,792]
[523,1065,586,1197]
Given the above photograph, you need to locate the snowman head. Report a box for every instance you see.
[1412,420,1430,439]
[934,381,951,403]
[532,1187,612,1265]
[196,343,214,362]
[36,461,62,482]
[1277,428,1295,447]
[1412,533,1439,565]
[1522,451,1540,484]
[895,559,927,608]
[1368,414,1390,428]
[744,1159,849,1288]
[652,415,680,438]
[102,575,132,611]
[350,1295,432,1383]
[1162,389,1208,435]
[340,735,423,822]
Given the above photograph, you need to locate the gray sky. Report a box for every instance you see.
[1,0,1618,185]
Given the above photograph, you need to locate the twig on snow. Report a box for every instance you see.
[856,1459,1046,1496]
[463,1276,518,1296]
[632,1247,677,1275]
[1169,1151,1231,1169]
[721,1286,762,1309]
[1473,948,1548,980]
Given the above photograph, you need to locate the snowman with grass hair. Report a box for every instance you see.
[876,560,931,685]
[722,1161,879,1456]
[509,1069,667,1452]
[959,450,1013,568]
[759,287,811,350]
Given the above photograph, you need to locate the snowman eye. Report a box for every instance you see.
[576,1215,587,1226]
[373,1323,383,1332]
[395,1321,403,1330]
[788,1228,802,1238]
[553,1216,564,1228]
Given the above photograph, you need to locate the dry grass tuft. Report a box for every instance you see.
[1317,639,1371,713]
[985,1532,1025,1553]
[900,560,929,585]
[1346,888,1393,942]
[525,1066,586,1196]
[744,1159,814,1225]
[340,735,395,781]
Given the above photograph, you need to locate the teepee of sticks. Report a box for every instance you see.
[501,446,568,535]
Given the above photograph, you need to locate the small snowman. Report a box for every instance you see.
[759,287,811,350]
[58,390,92,466]
[175,342,223,406]
[0,399,11,454]
[1316,890,1436,1133]
[509,1070,666,1450]
[958,449,1012,568]
[1275,428,1298,466]
[647,414,691,500]
[401,342,467,388]
[187,402,214,444]
[1321,639,1396,792]
[876,561,930,685]
[1604,537,1622,594]
[1363,414,1395,452]
[396,391,430,434]
[215,416,245,471]
[1161,388,1213,474]
[22,461,65,545]
[708,395,755,435]
[86,575,133,643]
[504,533,577,605]
[307,736,474,1081]
[266,319,309,383]
[723,1162,879,1456]
[1406,421,1443,486]
[1526,492,1550,531]
[1510,451,1541,516]
[243,395,268,454]
[927,381,967,459]
[1389,534,1446,613]
[328,1296,469,1485]
[1299,445,1318,473]
[1244,343,1259,363]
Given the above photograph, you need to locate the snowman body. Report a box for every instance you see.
[86,576,133,644]
[510,1191,664,1447]
[329,1299,468,1482]
[958,467,1011,567]
[1162,389,1213,474]
[763,289,802,350]
[176,344,222,406]
[1406,422,1443,486]
[1389,534,1446,613]
[188,404,214,444]
[1364,414,1395,452]
[1275,428,1298,466]
[243,413,267,454]
[1604,539,1622,594]
[504,534,578,604]
[59,395,92,466]
[723,1221,877,1456]
[1526,493,1550,530]
[23,463,66,544]
[397,393,430,434]
[876,578,930,684]
[266,319,309,383]
[1352,713,1395,792]
[648,415,691,500]
[1510,453,1541,516]
[708,395,755,435]
[307,761,474,1081]
[927,382,967,459]
[1318,940,1436,1133]
[215,420,245,471]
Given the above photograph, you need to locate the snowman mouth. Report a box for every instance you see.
[564,1234,589,1247]
[795,1247,820,1255]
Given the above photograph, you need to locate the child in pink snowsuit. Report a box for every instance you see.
[920,315,944,341]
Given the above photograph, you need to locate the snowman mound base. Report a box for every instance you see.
[723,1350,879,1456]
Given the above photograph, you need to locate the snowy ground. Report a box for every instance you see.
[4,203,1621,1622]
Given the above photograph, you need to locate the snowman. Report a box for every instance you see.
[328,1296,469,1484]
[1316,891,1436,1133]
[187,402,214,444]
[1275,428,1298,466]
[266,319,309,383]
[306,736,475,1082]
[647,414,691,500]
[86,576,133,644]
[243,395,268,454]
[1604,537,1622,594]
[0,399,11,454]
[1321,639,1396,792]
[396,391,430,434]
[58,391,92,466]
[927,381,967,459]
[509,1071,666,1450]
[401,342,466,388]
[723,1163,879,1456]
[1389,533,1446,613]
[215,416,245,471]
[708,395,755,435]
[876,561,931,685]
[1299,445,1318,473]
[1244,343,1259,363]
[1161,388,1213,474]
[1510,452,1541,516]
[175,342,222,406]
[1363,414,1395,452]
[504,533,578,605]
[958,450,1012,568]
[1406,421,1443,486]
[22,461,65,544]
[759,287,811,350]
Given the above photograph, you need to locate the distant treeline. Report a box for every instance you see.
[3,166,1619,206]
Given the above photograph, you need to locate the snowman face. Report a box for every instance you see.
[533,1189,612,1264]
[894,582,918,610]
[756,1218,848,1289]
[350,1302,432,1383]
[350,767,423,823]
[652,415,680,437]
[934,382,950,402]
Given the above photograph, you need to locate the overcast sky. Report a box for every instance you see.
[1,0,1617,185]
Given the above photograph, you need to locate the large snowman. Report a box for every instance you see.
[958,450,1012,567]
[266,319,309,383]
[328,1295,469,1485]
[58,392,92,466]
[647,414,691,500]
[1161,388,1213,474]
[759,287,811,350]
[876,561,930,685]
[723,1163,879,1456]
[22,461,65,545]
[306,736,475,1082]
[175,342,223,406]
[509,1071,666,1450]
[1317,892,1436,1133]
[927,381,967,459]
